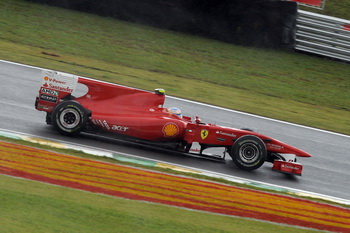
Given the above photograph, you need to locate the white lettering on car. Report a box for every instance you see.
[91,119,128,132]
[281,164,300,170]
[39,94,58,103]
[48,83,73,93]
[112,125,129,131]
[216,131,236,137]
[41,88,59,96]
[267,143,284,150]
[48,78,67,84]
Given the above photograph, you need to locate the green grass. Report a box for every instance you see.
[0,0,349,134]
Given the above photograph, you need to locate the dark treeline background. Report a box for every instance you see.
[26,0,297,49]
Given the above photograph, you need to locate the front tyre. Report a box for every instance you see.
[51,101,87,136]
[230,135,267,171]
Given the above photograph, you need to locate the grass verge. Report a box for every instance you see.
[1,175,321,233]
[0,0,349,135]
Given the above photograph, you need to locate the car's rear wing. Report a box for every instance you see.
[35,70,78,112]
[35,70,167,113]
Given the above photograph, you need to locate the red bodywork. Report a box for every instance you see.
[35,71,311,175]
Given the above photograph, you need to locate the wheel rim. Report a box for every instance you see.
[238,142,260,163]
[59,109,80,129]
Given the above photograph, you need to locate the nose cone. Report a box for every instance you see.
[296,149,312,157]
[284,143,312,157]
[266,138,312,157]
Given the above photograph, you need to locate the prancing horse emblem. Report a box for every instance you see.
[201,129,209,140]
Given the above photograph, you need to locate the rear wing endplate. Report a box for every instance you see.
[35,70,79,112]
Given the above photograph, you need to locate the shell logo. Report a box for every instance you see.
[44,76,49,81]
[162,123,179,137]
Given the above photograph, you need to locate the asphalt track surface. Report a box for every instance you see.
[1,61,349,200]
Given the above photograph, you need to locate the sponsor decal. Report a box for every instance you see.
[162,123,179,137]
[200,129,209,140]
[267,143,284,150]
[39,94,58,103]
[41,71,78,94]
[281,164,300,170]
[190,148,201,153]
[41,88,59,96]
[43,76,66,84]
[92,119,110,130]
[112,125,129,132]
[91,119,129,132]
[216,131,236,137]
[41,83,74,93]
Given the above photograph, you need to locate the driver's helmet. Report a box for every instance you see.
[168,107,182,118]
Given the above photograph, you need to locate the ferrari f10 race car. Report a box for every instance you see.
[35,70,312,176]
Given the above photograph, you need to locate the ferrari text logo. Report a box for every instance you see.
[163,123,179,137]
[201,129,209,139]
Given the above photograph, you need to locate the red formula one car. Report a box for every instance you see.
[35,70,312,175]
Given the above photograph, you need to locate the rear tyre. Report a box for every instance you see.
[51,101,87,136]
[230,135,266,171]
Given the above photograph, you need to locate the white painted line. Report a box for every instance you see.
[1,59,349,139]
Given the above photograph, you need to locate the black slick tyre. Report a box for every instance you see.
[51,101,87,136]
[230,135,267,171]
